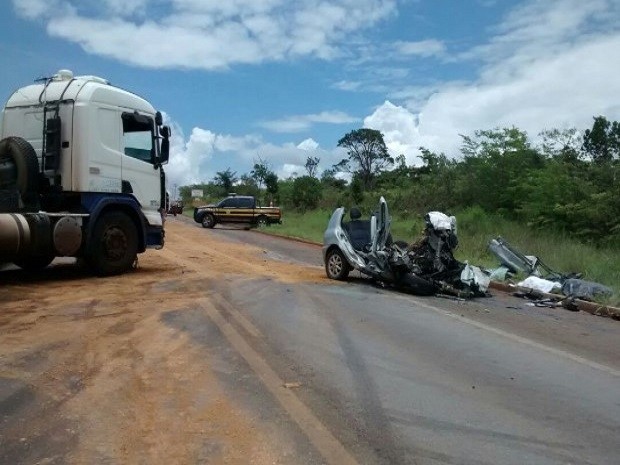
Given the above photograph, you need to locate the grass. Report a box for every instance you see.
[265,206,620,303]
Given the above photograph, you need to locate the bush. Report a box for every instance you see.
[291,176,323,212]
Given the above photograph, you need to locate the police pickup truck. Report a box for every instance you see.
[193,194,282,229]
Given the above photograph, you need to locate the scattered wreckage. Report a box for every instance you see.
[322,197,489,298]
[488,237,619,319]
[488,237,613,302]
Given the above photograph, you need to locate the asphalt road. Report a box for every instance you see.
[2,217,619,464]
[185,219,620,465]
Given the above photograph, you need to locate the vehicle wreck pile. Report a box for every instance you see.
[322,197,489,298]
[487,237,614,303]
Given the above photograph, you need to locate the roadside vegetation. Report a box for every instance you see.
[179,117,620,301]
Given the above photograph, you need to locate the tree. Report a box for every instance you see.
[213,168,238,195]
[264,172,279,204]
[582,116,620,163]
[335,128,394,190]
[457,127,544,215]
[305,156,320,178]
[291,176,323,212]
[251,157,270,190]
[538,128,582,163]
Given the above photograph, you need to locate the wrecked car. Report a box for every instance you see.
[322,197,489,297]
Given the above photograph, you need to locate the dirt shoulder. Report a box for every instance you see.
[0,219,326,465]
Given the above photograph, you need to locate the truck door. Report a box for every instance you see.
[120,112,161,216]
[218,197,236,223]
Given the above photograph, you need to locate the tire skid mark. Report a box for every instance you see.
[158,244,359,464]
[296,286,410,465]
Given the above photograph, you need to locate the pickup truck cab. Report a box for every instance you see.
[193,194,282,229]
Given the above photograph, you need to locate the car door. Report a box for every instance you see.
[371,196,390,255]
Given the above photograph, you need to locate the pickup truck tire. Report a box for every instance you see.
[325,248,351,280]
[256,215,269,228]
[201,213,215,229]
[87,211,138,276]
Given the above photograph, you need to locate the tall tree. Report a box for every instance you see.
[335,128,393,190]
[264,172,279,203]
[251,156,270,190]
[213,168,238,195]
[582,116,620,163]
[305,156,320,178]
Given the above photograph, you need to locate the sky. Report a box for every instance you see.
[2,0,620,191]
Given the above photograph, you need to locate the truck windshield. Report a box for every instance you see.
[122,113,154,164]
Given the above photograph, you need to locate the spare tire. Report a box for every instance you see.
[0,137,40,210]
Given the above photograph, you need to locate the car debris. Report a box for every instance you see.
[322,197,489,297]
[488,237,613,303]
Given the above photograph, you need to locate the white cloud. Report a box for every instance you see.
[297,138,319,151]
[332,80,363,92]
[278,163,304,179]
[258,111,359,133]
[393,39,446,58]
[12,0,397,69]
[364,1,620,164]
[164,117,342,186]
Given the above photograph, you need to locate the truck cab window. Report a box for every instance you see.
[122,112,154,163]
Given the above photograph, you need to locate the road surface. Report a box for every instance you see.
[1,217,618,464]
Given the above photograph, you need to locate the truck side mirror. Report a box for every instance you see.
[159,125,170,164]
[155,111,163,126]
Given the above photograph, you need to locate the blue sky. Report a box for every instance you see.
[2,0,620,189]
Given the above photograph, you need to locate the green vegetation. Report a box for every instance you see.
[179,116,620,302]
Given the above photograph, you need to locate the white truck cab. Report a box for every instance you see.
[0,70,170,275]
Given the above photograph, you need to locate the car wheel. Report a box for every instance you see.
[325,248,351,280]
[201,213,215,229]
[256,216,268,228]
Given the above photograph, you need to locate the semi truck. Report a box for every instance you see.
[0,69,170,275]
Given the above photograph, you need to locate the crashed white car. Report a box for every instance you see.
[322,197,489,297]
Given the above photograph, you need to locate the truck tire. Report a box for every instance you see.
[0,137,40,210]
[87,211,138,276]
[201,213,215,229]
[325,248,351,280]
[255,215,268,228]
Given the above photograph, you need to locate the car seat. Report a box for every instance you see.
[346,207,371,251]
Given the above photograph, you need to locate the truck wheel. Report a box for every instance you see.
[0,137,40,210]
[87,212,138,276]
[325,248,351,280]
[256,216,269,228]
[201,213,215,229]
[13,255,55,271]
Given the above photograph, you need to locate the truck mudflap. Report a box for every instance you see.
[146,224,165,249]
